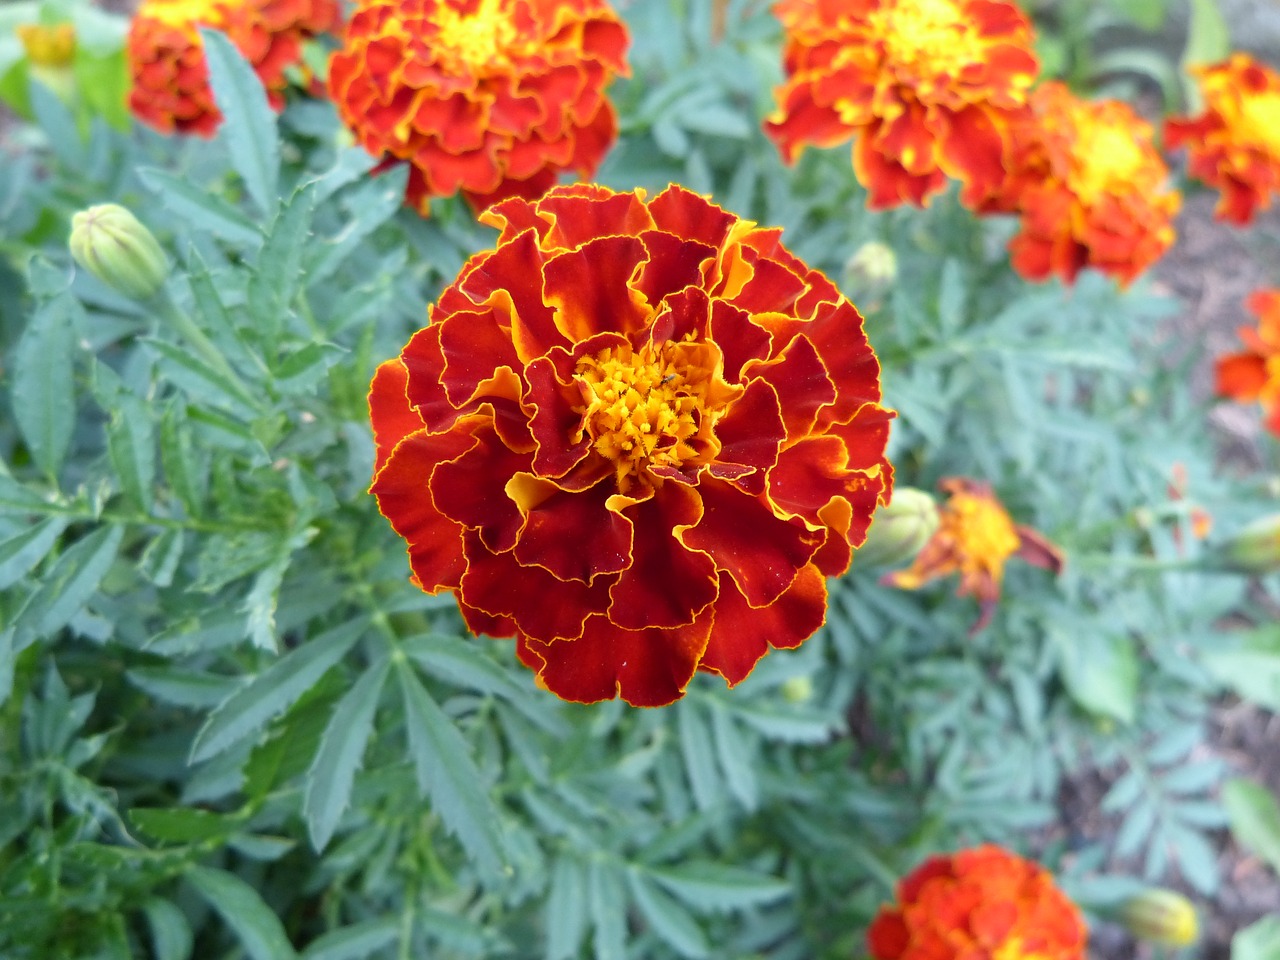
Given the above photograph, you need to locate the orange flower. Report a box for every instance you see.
[1165,53,1280,225]
[369,184,894,706]
[883,478,1062,633]
[763,0,1039,210]
[1216,289,1280,435]
[327,0,630,215]
[127,0,340,136]
[867,845,1087,960]
[989,82,1178,286]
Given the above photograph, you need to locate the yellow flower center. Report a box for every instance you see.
[17,23,76,68]
[1235,91,1280,156]
[945,491,1020,581]
[1069,120,1146,206]
[138,0,227,30]
[433,0,516,73]
[993,938,1051,960]
[573,338,736,493]
[871,0,983,79]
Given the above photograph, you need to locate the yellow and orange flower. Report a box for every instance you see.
[763,0,1039,210]
[328,0,629,215]
[369,183,894,706]
[867,845,1087,960]
[1165,54,1280,225]
[883,477,1062,633]
[1216,289,1280,435]
[988,82,1178,286]
[127,0,340,136]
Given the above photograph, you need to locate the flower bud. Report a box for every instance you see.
[854,488,939,569]
[780,675,813,704]
[69,204,169,300]
[1118,888,1198,947]
[17,22,76,68]
[1213,513,1280,573]
[842,241,897,309]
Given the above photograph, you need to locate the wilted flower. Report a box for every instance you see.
[370,183,894,706]
[127,0,341,136]
[1118,888,1199,947]
[867,845,1087,960]
[328,0,630,215]
[764,0,1039,209]
[1216,289,1280,435]
[1165,53,1280,225]
[854,488,939,569]
[987,82,1179,286]
[883,477,1062,633]
[69,204,169,301]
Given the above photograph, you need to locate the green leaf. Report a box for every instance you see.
[1182,0,1230,72]
[143,337,261,416]
[189,618,364,763]
[142,898,194,960]
[0,515,67,589]
[132,807,238,844]
[588,859,627,960]
[1234,916,1280,960]
[1223,779,1280,876]
[248,185,319,345]
[243,528,317,652]
[0,473,54,514]
[13,524,123,650]
[13,260,76,477]
[627,870,709,959]
[160,401,207,515]
[92,362,157,513]
[74,48,130,130]
[1052,629,1137,725]
[29,79,85,168]
[300,918,398,960]
[545,855,589,960]
[396,660,505,878]
[1204,629,1280,712]
[709,700,757,811]
[678,699,721,811]
[200,27,279,217]
[187,866,297,960]
[649,863,790,914]
[307,168,408,282]
[138,168,262,247]
[139,527,185,588]
[127,666,242,709]
[303,658,389,850]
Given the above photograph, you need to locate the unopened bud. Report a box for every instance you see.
[1214,513,1280,573]
[780,675,813,704]
[854,488,939,569]
[843,241,897,309]
[1118,888,1198,947]
[69,204,169,300]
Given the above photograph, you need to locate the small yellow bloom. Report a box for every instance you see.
[16,22,76,68]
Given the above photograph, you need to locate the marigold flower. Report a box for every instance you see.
[1165,54,1280,225]
[369,183,894,706]
[1216,289,1280,435]
[867,845,1087,960]
[763,0,1039,210]
[17,23,77,68]
[328,0,630,215]
[127,0,341,136]
[883,477,1062,633]
[989,82,1179,286]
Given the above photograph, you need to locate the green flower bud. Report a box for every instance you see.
[1118,888,1198,947]
[780,675,813,704]
[69,204,169,301]
[1214,513,1280,574]
[854,488,940,569]
[842,240,897,310]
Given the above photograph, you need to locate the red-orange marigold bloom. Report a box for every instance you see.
[883,478,1062,633]
[370,183,894,706]
[127,0,341,136]
[867,845,1087,960]
[763,0,1039,210]
[327,0,630,215]
[1216,289,1280,435]
[1165,54,1280,225]
[990,82,1178,286]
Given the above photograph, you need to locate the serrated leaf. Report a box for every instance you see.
[304,658,389,850]
[0,473,53,514]
[132,807,238,844]
[139,168,261,247]
[127,667,243,709]
[13,261,76,477]
[733,702,838,743]
[93,365,157,512]
[190,618,364,763]
[160,402,206,515]
[1053,629,1136,725]
[627,870,709,959]
[546,855,589,960]
[709,700,757,811]
[139,527,185,588]
[187,866,297,960]
[0,515,67,589]
[649,863,790,914]
[248,184,317,341]
[242,528,316,652]
[142,898,193,960]
[300,918,398,960]
[200,28,279,217]
[396,661,505,878]
[1223,779,1280,876]
[143,337,261,416]
[307,167,409,282]
[678,700,720,811]
[13,524,123,650]
[588,859,627,960]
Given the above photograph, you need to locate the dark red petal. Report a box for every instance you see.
[633,229,716,310]
[710,300,773,383]
[369,358,425,473]
[458,595,516,639]
[608,483,718,630]
[517,608,711,706]
[648,184,737,248]
[437,306,525,409]
[432,425,531,553]
[458,229,563,362]
[647,285,711,345]
[745,333,835,440]
[400,324,455,430]
[525,355,593,477]
[866,909,910,960]
[543,235,651,341]
[509,474,635,583]
[714,377,785,489]
[699,566,826,685]
[727,248,810,316]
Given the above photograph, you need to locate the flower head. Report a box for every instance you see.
[370,183,894,706]
[1216,289,1280,435]
[17,22,76,68]
[883,477,1062,633]
[764,0,1039,209]
[328,0,630,215]
[867,845,1087,960]
[987,82,1179,286]
[127,0,341,136]
[1165,53,1280,225]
